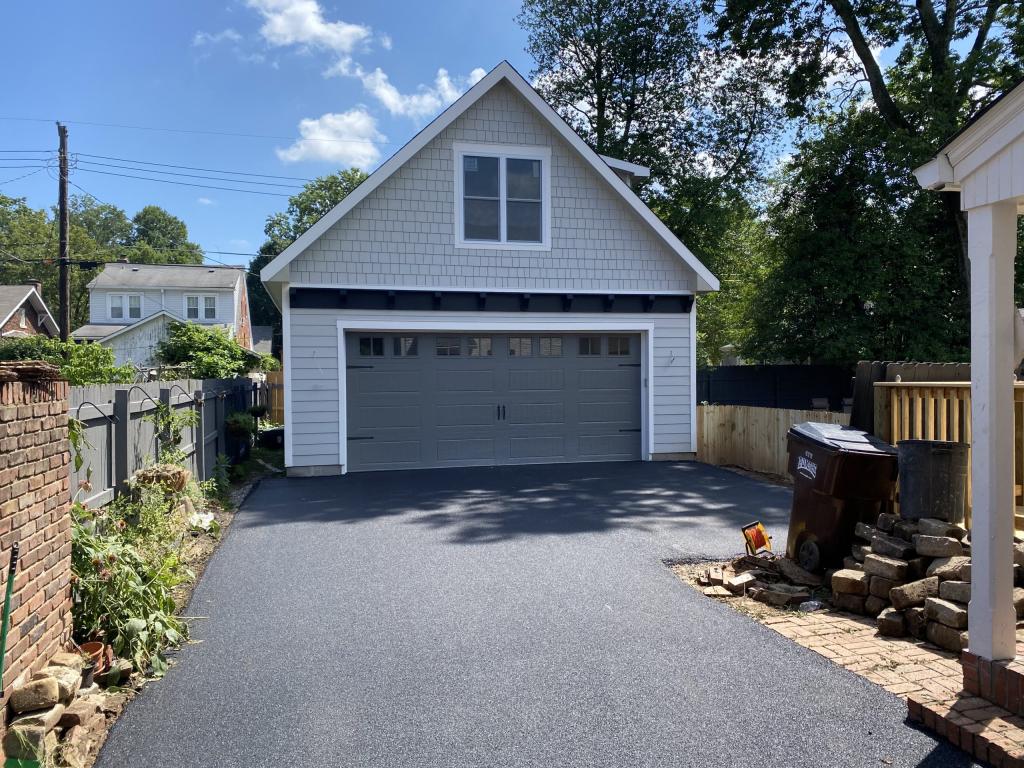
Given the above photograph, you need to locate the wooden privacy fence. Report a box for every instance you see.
[70,378,260,509]
[874,381,1024,531]
[265,370,285,424]
[697,405,851,476]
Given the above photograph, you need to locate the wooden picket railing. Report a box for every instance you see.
[874,381,1024,531]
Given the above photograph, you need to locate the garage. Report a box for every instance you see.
[345,332,642,471]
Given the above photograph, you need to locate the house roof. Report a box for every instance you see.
[260,60,718,295]
[251,325,274,355]
[71,311,233,343]
[0,285,59,336]
[89,262,244,290]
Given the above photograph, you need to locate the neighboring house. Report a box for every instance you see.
[0,282,59,338]
[261,61,719,476]
[71,262,253,366]
[251,325,274,356]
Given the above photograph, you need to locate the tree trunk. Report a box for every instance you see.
[941,191,970,292]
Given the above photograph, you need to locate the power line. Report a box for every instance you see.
[74,167,291,197]
[76,153,312,182]
[0,115,390,146]
[74,159,305,189]
[0,168,45,185]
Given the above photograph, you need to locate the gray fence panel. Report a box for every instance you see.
[69,377,257,509]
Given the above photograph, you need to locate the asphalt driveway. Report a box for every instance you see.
[96,461,972,767]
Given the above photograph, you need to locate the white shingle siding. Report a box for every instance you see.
[88,288,236,326]
[288,308,692,467]
[288,82,697,292]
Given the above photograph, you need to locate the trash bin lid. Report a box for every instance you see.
[789,422,897,455]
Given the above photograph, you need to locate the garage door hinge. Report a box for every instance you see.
[347,365,375,370]
[619,428,642,433]
[347,436,375,441]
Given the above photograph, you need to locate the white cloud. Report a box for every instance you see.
[193,28,242,46]
[246,0,370,56]
[340,65,488,121]
[276,108,385,167]
[378,34,392,51]
[197,197,216,205]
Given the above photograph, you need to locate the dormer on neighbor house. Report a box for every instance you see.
[0,281,59,339]
[71,262,253,367]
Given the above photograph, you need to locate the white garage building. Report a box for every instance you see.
[261,61,718,476]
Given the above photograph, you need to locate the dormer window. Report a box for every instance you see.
[185,295,217,321]
[109,293,141,320]
[454,143,551,250]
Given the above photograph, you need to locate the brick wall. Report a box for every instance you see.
[0,300,45,338]
[0,374,72,704]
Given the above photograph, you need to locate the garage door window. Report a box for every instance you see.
[436,336,462,356]
[608,336,631,356]
[578,336,601,356]
[359,337,384,356]
[393,337,418,356]
[468,337,493,356]
[539,337,562,356]
[509,337,533,356]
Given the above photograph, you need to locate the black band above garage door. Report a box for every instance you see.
[345,333,642,471]
[291,287,693,314]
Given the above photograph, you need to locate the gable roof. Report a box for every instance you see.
[260,60,718,294]
[0,285,59,336]
[71,310,233,344]
[90,262,244,290]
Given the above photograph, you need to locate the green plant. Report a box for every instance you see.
[0,337,134,385]
[156,322,265,379]
[225,411,256,437]
[249,404,269,419]
[144,403,198,465]
[71,506,188,676]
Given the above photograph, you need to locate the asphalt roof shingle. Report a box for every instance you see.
[89,263,243,290]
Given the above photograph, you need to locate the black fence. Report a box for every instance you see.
[697,365,854,412]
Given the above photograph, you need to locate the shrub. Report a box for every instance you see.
[155,322,276,379]
[0,336,134,385]
[225,411,257,437]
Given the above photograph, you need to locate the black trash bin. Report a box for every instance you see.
[896,440,969,524]
[785,422,899,572]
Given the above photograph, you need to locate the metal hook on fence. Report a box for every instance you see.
[123,385,162,411]
[74,400,118,424]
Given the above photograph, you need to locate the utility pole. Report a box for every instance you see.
[57,122,70,341]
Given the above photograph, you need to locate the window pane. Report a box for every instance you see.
[506,158,541,200]
[509,337,533,357]
[463,155,499,197]
[359,336,383,356]
[393,337,418,356]
[186,296,199,319]
[436,336,461,356]
[110,295,123,319]
[578,336,601,355]
[204,296,216,319]
[464,198,500,241]
[506,201,541,242]
[468,337,492,356]
[539,337,562,357]
[608,336,630,356]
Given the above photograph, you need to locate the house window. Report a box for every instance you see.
[16,309,26,329]
[468,337,493,356]
[109,294,141,320]
[608,336,631,356]
[185,295,216,321]
[509,337,533,357]
[455,144,550,248]
[539,337,562,357]
[393,337,418,356]
[578,336,601,356]
[359,336,384,357]
[436,336,461,356]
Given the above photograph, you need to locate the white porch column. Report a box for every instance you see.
[968,200,1018,661]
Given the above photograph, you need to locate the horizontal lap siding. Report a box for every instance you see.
[287,309,693,468]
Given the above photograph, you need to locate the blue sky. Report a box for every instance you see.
[0,0,532,266]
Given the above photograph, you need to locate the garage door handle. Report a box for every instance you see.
[497,405,501,421]
[501,405,506,420]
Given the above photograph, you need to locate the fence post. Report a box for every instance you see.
[158,387,171,462]
[113,388,130,495]
[194,389,206,481]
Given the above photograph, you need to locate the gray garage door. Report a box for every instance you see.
[345,333,642,471]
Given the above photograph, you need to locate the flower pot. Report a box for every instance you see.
[81,641,108,674]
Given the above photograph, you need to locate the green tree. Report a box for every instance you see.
[0,336,134,385]
[247,169,368,333]
[156,321,276,379]
[128,205,202,259]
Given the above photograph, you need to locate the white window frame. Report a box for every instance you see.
[107,293,142,321]
[453,142,551,251]
[184,294,217,321]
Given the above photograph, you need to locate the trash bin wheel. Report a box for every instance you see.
[797,538,821,573]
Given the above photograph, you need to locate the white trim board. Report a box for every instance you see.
[289,282,695,297]
[0,287,59,336]
[334,318,656,474]
[261,60,719,293]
